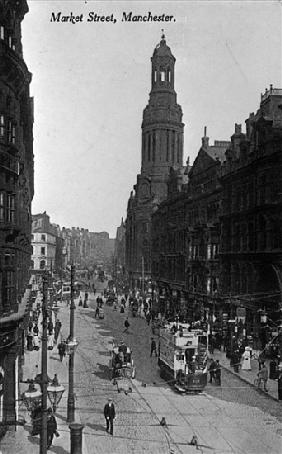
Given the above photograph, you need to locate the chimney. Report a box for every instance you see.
[202,126,209,148]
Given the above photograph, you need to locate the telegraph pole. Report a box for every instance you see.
[67,264,76,422]
[40,274,48,454]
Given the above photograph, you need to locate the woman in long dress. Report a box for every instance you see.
[47,334,54,350]
[241,346,252,370]
[33,334,40,350]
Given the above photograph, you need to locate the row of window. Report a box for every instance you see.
[0,114,16,144]
[0,191,16,223]
[189,275,218,295]
[143,130,181,163]
[31,234,46,241]
[0,25,16,50]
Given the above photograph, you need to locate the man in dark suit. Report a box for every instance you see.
[104,398,116,435]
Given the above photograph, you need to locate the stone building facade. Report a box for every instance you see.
[114,218,126,268]
[0,0,34,433]
[151,87,282,352]
[220,87,282,349]
[31,212,58,272]
[126,33,184,288]
[151,132,229,320]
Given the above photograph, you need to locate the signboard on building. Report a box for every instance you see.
[236,307,246,323]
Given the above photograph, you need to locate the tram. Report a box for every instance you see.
[158,323,208,393]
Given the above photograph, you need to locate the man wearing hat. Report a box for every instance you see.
[104,398,116,435]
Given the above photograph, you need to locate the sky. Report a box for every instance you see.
[22,0,282,237]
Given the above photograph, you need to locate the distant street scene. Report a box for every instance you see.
[0,1,281,454]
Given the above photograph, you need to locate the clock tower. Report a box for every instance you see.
[140,32,184,203]
[126,33,185,287]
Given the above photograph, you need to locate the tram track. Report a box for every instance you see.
[75,305,244,453]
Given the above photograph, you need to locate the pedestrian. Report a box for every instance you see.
[57,340,66,361]
[104,398,116,435]
[123,317,130,333]
[146,311,151,326]
[47,408,59,449]
[54,320,62,343]
[33,324,39,335]
[278,364,282,400]
[150,338,157,357]
[241,346,252,370]
[33,334,40,351]
[208,335,214,354]
[95,305,100,318]
[47,319,53,335]
[257,362,269,392]
[233,349,240,373]
[78,296,83,307]
[208,358,217,383]
[27,329,33,351]
[47,333,54,350]
[215,360,221,385]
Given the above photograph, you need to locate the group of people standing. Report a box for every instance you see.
[26,312,62,353]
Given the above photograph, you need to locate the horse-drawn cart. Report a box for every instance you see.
[109,342,136,394]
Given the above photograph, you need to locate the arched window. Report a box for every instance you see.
[171,131,175,162]
[177,134,181,163]
[166,130,169,161]
[160,70,166,82]
[40,260,46,270]
[152,131,156,162]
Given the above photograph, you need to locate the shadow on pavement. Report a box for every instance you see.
[93,363,110,380]
[27,434,39,446]
[49,355,61,362]
[54,412,68,423]
[48,445,69,454]
[86,422,106,433]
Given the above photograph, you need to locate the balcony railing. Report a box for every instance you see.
[261,87,282,103]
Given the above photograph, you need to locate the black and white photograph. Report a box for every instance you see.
[0,0,282,453]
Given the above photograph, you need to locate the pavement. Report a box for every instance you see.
[0,293,89,454]
[0,287,281,454]
[208,349,279,401]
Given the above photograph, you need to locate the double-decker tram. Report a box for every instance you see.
[158,323,208,393]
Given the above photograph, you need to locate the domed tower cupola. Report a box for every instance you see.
[151,31,175,92]
[141,33,184,190]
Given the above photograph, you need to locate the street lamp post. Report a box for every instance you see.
[47,374,65,412]
[67,264,77,423]
[40,273,48,454]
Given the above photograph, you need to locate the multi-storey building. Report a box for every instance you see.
[113,218,126,281]
[31,212,58,272]
[126,33,184,288]
[220,87,282,349]
[0,0,34,433]
[152,132,229,320]
[59,227,115,271]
